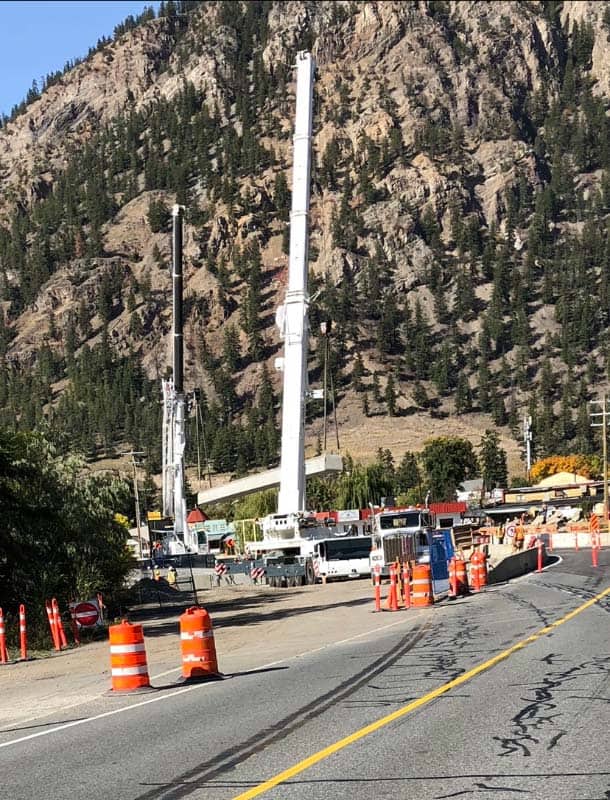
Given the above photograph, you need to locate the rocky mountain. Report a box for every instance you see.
[1,0,610,482]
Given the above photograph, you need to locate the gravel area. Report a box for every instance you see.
[0,579,382,731]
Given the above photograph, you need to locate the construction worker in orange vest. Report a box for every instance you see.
[515,520,525,551]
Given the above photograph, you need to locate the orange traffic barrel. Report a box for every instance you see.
[455,557,469,595]
[180,607,220,681]
[411,564,433,607]
[109,620,152,692]
[448,557,458,599]
[470,550,488,592]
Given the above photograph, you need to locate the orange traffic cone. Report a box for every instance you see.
[109,620,153,692]
[180,607,221,681]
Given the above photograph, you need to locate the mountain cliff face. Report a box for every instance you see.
[1,0,610,479]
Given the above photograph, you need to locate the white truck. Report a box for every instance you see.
[369,506,453,598]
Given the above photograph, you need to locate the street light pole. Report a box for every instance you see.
[121,450,146,559]
[523,414,532,482]
[602,394,608,526]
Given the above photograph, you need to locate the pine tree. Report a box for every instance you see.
[455,374,472,414]
[478,429,508,492]
[395,451,421,494]
[385,374,397,416]
[273,172,290,221]
[222,324,240,373]
[372,371,381,402]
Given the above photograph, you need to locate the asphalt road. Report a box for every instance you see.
[1,550,608,800]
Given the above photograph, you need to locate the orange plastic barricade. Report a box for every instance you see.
[180,607,220,680]
[0,608,9,663]
[109,620,151,692]
[411,564,433,607]
[19,604,27,660]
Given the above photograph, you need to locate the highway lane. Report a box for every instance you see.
[1,550,608,800]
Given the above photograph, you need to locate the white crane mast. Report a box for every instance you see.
[276,51,315,515]
[160,205,195,554]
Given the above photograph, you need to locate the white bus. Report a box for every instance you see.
[313,535,372,581]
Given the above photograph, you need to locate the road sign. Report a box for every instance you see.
[506,524,516,540]
[71,601,100,628]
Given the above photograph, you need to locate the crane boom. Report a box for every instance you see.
[160,205,195,554]
[276,51,315,515]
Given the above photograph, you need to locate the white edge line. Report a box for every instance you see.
[0,615,416,750]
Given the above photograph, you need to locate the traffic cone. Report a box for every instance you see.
[402,562,411,609]
[19,604,28,661]
[180,607,221,681]
[109,620,153,692]
[373,569,381,612]
[0,608,9,663]
[52,598,68,649]
[45,600,60,650]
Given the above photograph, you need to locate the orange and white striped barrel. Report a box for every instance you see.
[455,557,469,595]
[0,607,8,663]
[448,557,458,599]
[411,564,433,607]
[180,607,219,680]
[470,550,488,592]
[109,620,151,692]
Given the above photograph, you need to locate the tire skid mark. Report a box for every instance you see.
[134,622,431,800]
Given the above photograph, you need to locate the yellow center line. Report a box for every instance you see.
[232,585,610,800]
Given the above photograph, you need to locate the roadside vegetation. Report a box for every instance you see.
[0,427,135,648]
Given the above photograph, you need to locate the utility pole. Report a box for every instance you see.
[321,321,329,451]
[121,450,146,559]
[589,394,609,525]
[523,414,532,481]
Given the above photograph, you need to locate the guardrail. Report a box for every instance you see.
[488,544,547,584]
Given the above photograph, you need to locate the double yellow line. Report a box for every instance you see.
[233,585,610,799]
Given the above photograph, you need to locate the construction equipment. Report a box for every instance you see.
[161,206,197,554]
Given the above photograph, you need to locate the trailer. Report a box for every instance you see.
[214,555,316,588]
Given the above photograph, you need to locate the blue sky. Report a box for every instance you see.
[0,1,160,118]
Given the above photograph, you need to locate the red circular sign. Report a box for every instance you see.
[73,602,99,627]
